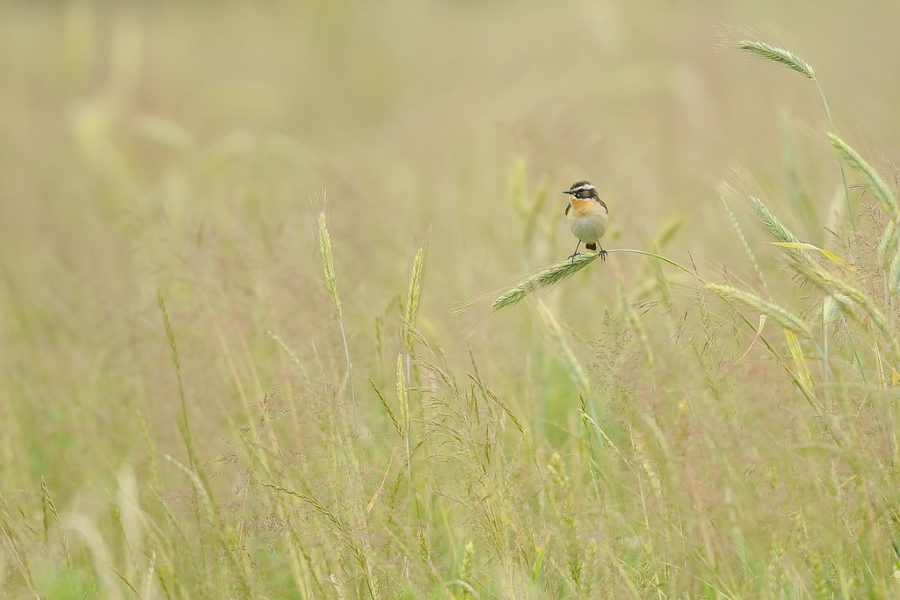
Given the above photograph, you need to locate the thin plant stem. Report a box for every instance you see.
[816,81,855,231]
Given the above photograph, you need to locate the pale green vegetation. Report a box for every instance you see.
[4,2,900,599]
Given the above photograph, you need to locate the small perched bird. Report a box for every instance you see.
[563,180,608,260]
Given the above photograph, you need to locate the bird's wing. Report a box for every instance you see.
[565,204,570,216]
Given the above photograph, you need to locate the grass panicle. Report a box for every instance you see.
[166,455,253,596]
[877,218,898,270]
[491,252,600,310]
[318,212,342,320]
[746,199,897,360]
[261,482,370,579]
[890,244,900,295]
[318,211,357,431]
[707,284,813,338]
[796,263,900,364]
[828,133,898,217]
[490,249,690,312]
[370,378,401,438]
[751,197,814,266]
[458,541,476,589]
[823,295,843,328]
[622,284,655,370]
[770,242,855,272]
[737,40,815,80]
[784,329,817,404]
[157,289,197,471]
[739,39,854,229]
[396,353,409,432]
[404,245,427,355]
[41,477,70,567]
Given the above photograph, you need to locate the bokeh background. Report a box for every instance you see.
[3,0,900,597]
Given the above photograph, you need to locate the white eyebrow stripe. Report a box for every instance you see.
[571,184,595,193]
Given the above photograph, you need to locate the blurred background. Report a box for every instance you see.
[3,0,900,485]
[2,0,900,594]
[3,0,900,494]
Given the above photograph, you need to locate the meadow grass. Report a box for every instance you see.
[3,3,900,599]
[738,39,855,230]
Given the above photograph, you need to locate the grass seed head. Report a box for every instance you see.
[318,212,342,320]
[737,40,816,80]
[491,253,599,311]
[707,284,813,338]
[828,133,898,217]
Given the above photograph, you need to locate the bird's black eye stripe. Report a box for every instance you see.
[566,181,596,198]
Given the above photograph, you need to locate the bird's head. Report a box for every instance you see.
[563,180,598,200]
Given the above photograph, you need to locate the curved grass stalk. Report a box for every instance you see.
[490,249,691,311]
[607,249,693,274]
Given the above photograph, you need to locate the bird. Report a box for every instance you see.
[563,180,608,261]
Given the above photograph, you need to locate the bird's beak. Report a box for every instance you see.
[562,190,574,195]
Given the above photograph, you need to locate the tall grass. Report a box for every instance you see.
[4,6,900,600]
[318,211,358,433]
[738,39,856,230]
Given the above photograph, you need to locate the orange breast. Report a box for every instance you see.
[569,199,603,218]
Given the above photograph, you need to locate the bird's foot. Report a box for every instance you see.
[568,252,581,262]
[598,248,608,261]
